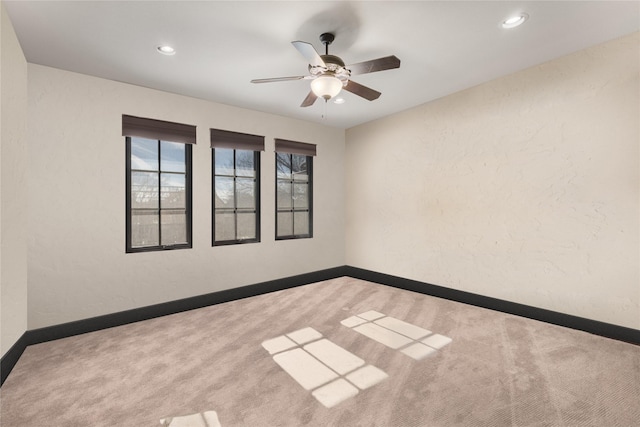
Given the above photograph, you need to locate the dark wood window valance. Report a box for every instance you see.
[122,115,196,144]
[210,129,265,151]
[275,139,316,156]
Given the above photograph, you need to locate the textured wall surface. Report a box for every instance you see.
[346,33,639,329]
[27,64,345,329]
[1,2,29,355]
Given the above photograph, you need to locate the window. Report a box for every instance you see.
[211,129,264,245]
[275,139,316,239]
[123,115,194,253]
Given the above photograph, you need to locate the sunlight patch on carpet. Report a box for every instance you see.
[262,327,388,408]
[352,322,413,349]
[342,311,452,360]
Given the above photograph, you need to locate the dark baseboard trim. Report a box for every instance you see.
[3,264,638,387]
[0,266,347,387]
[0,332,29,387]
[344,266,640,345]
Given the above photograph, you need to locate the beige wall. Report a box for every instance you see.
[346,33,639,329]
[26,64,345,329]
[1,2,28,355]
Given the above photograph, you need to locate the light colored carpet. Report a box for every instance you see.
[1,277,639,426]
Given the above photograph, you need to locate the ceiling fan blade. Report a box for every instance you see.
[300,91,318,107]
[343,80,381,101]
[346,55,401,75]
[251,76,307,84]
[291,41,326,68]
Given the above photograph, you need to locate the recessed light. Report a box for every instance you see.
[502,13,529,29]
[333,97,345,104]
[157,45,176,56]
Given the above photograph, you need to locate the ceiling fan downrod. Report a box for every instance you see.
[319,32,335,55]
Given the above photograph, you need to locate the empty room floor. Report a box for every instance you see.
[1,277,639,426]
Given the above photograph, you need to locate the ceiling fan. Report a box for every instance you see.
[251,33,401,107]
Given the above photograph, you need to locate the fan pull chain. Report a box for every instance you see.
[321,98,328,120]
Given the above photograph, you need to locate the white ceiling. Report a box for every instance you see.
[5,1,639,129]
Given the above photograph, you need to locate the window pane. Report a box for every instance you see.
[215,212,235,241]
[292,154,308,181]
[131,172,159,209]
[275,150,310,239]
[214,177,235,208]
[293,183,308,209]
[294,211,309,236]
[237,212,256,240]
[236,178,255,209]
[128,134,191,252]
[236,150,255,177]
[131,137,158,171]
[160,141,185,173]
[276,153,292,178]
[277,180,292,209]
[131,210,159,247]
[215,148,234,176]
[277,212,293,237]
[161,210,187,245]
[161,173,185,208]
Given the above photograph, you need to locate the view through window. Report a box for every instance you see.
[126,136,192,252]
[213,148,260,245]
[276,151,312,239]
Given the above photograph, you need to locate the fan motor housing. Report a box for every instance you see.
[309,54,350,81]
[321,54,345,68]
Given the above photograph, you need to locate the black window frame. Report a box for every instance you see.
[210,128,264,246]
[123,115,195,253]
[212,148,261,246]
[275,151,314,240]
[126,137,193,253]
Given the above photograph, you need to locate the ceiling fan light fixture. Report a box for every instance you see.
[311,75,343,100]
[252,32,400,108]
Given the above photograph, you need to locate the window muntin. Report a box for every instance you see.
[213,148,260,245]
[126,137,192,252]
[276,152,312,239]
